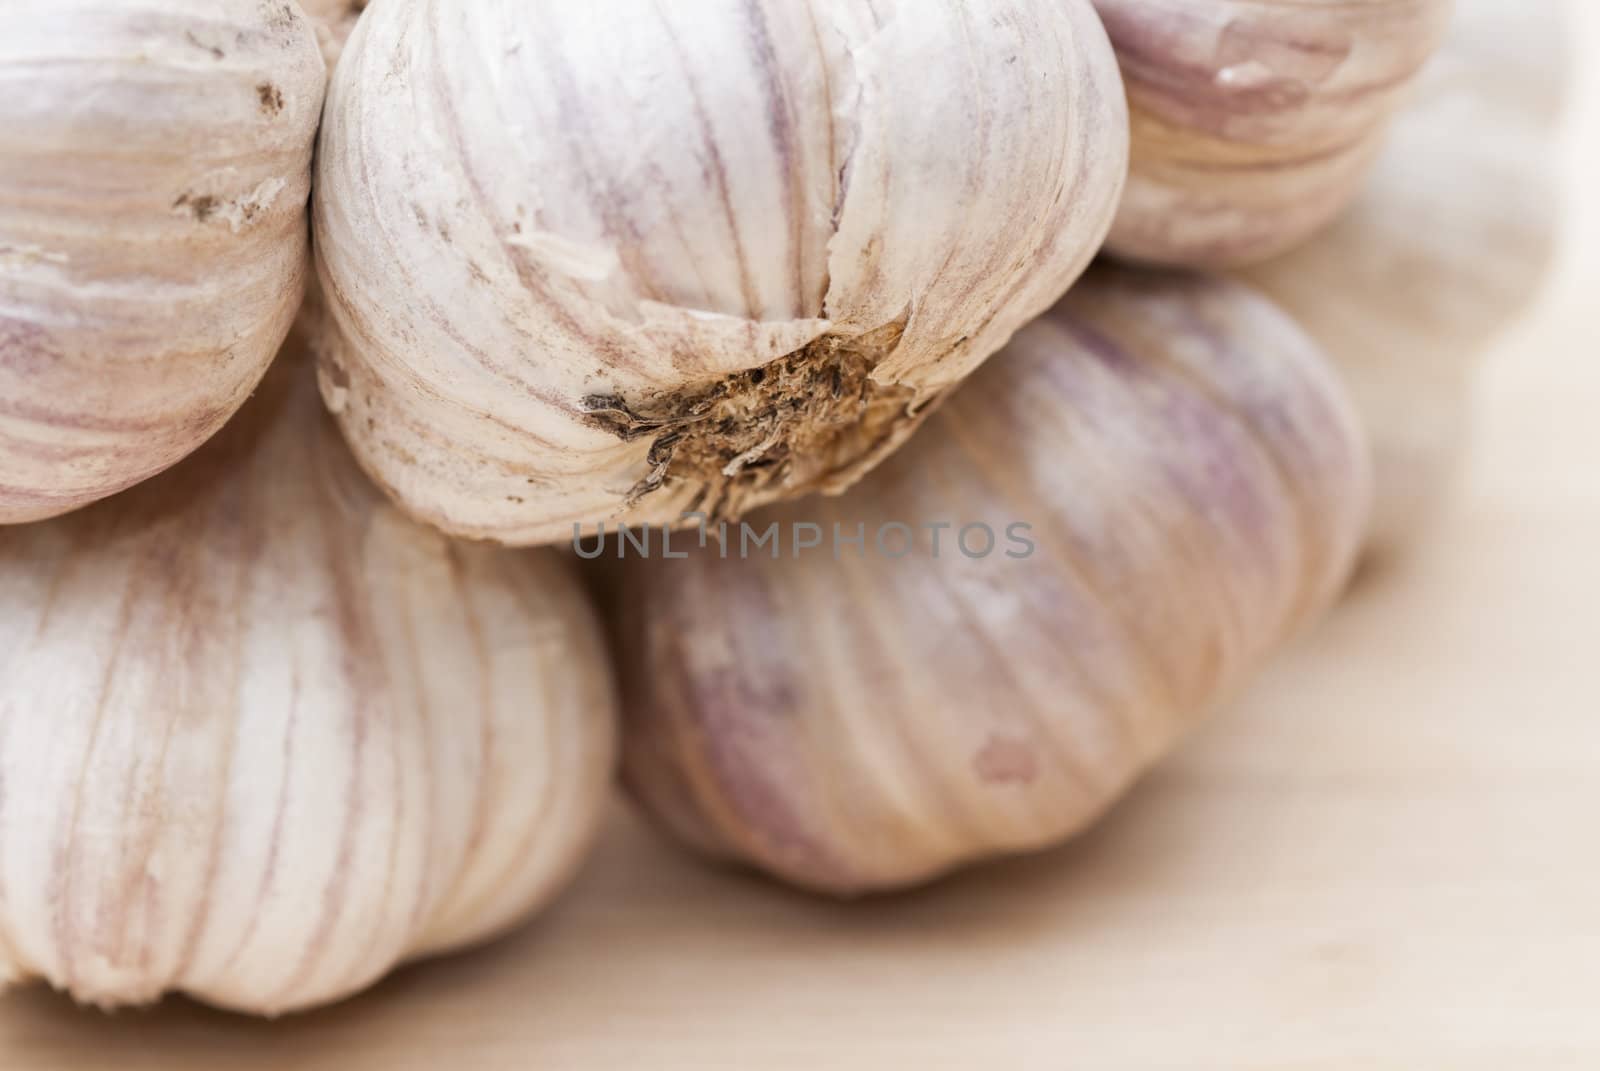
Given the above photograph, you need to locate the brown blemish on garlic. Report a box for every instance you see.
[259,2,299,34]
[172,192,221,224]
[256,82,284,115]
[582,317,918,521]
[173,179,287,232]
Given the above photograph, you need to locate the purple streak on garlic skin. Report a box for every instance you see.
[620,562,860,889]
[607,267,1371,895]
[1091,0,1455,268]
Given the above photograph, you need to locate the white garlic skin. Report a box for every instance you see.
[0,0,326,523]
[610,268,1371,896]
[1239,0,1569,561]
[313,0,1129,547]
[1093,0,1454,268]
[0,328,618,1015]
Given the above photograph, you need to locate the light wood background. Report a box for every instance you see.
[5,11,1598,1070]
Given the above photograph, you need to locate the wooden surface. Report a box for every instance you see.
[5,15,1599,1071]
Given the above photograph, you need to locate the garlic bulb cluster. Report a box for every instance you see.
[313,0,1129,547]
[1092,0,1454,268]
[0,324,618,1014]
[0,0,325,523]
[1239,0,1570,559]
[609,268,1371,895]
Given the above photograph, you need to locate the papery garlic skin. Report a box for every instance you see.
[1093,0,1453,268]
[1239,0,1569,560]
[0,326,618,1015]
[0,0,325,523]
[609,268,1370,895]
[313,0,1129,547]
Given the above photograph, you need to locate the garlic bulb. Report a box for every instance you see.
[1093,0,1453,267]
[0,0,325,524]
[0,324,618,1015]
[313,0,1129,547]
[608,267,1371,895]
[1238,0,1569,560]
